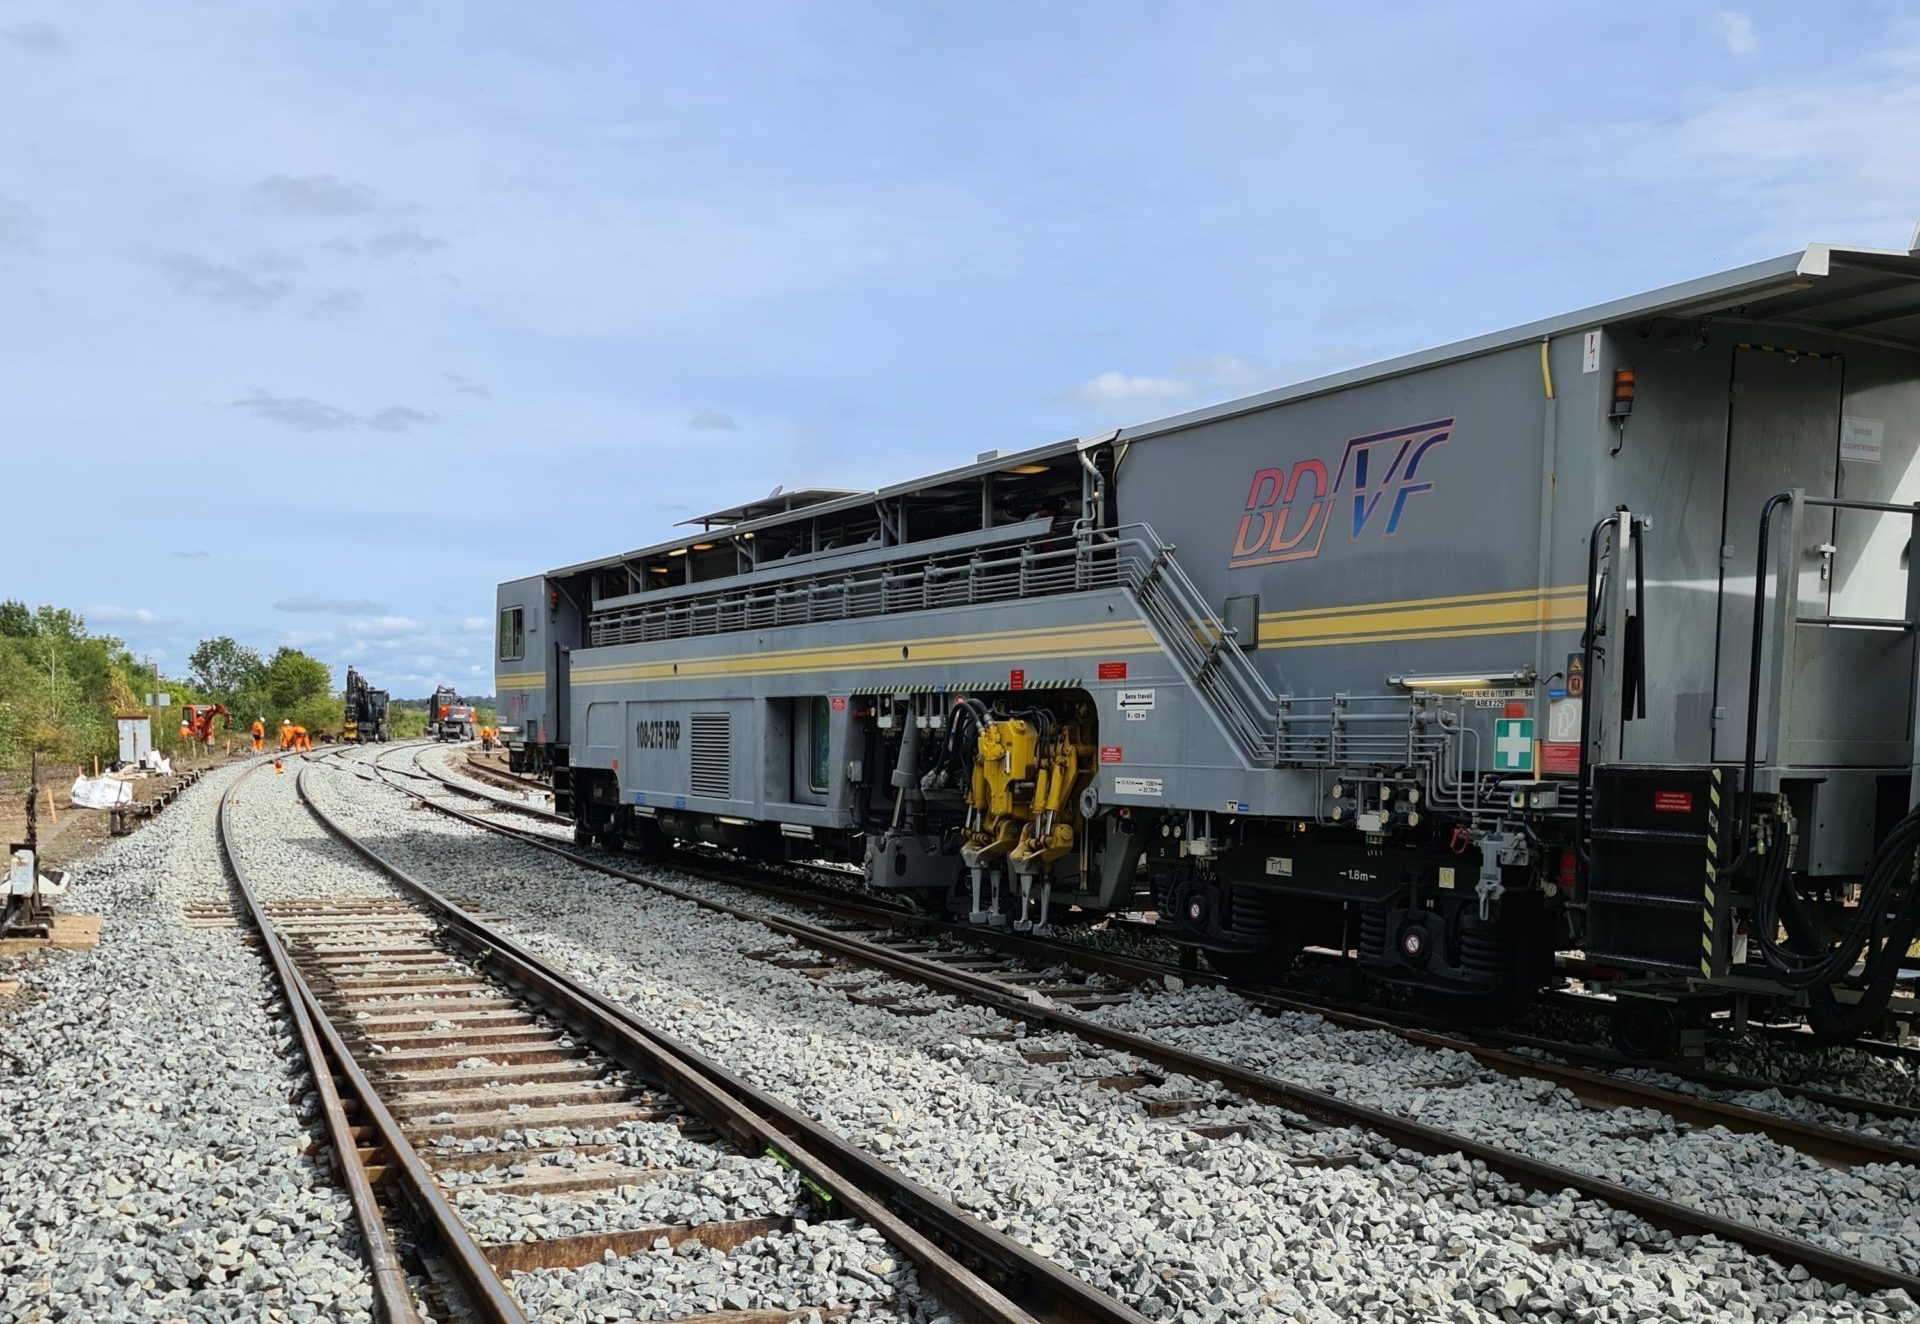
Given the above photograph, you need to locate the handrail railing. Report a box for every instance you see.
[587,522,1283,765]
[1735,489,1920,866]
[1109,526,1280,765]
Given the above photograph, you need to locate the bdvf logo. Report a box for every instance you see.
[1229,418,1452,568]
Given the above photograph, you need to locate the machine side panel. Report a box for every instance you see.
[563,589,1329,820]
[495,576,549,747]
[1115,344,1562,706]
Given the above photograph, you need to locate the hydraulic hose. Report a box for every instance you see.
[1752,804,1920,1039]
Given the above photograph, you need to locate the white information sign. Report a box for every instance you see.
[1841,415,1885,464]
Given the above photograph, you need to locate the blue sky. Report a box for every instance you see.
[2,2,1916,695]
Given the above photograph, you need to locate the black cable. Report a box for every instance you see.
[1753,805,1920,996]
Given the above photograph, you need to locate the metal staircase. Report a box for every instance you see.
[1107,525,1280,766]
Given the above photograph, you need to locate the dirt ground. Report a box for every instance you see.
[0,742,253,871]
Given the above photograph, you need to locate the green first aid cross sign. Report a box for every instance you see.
[1494,718,1534,773]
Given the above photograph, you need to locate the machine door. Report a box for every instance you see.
[552,643,571,747]
[1711,347,1841,763]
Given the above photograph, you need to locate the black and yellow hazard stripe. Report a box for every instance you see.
[1738,342,1837,360]
[884,678,1081,694]
[1702,767,1722,979]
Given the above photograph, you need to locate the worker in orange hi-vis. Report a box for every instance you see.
[278,718,294,752]
[250,716,265,753]
[292,724,311,753]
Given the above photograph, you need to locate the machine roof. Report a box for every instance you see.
[548,241,1920,578]
[545,439,1084,577]
[675,487,859,529]
[1121,242,1920,442]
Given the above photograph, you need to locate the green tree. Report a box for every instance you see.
[188,636,266,710]
[262,647,331,713]
[259,647,338,735]
[0,600,32,638]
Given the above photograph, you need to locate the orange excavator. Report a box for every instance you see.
[180,703,229,748]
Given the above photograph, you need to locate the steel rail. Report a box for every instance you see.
[371,745,569,824]
[462,752,553,795]
[359,760,1920,1298]
[296,761,1146,1324]
[217,757,437,1324]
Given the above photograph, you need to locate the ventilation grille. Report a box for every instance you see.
[689,712,732,799]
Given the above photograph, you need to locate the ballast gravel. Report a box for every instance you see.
[300,752,1917,1321]
[1087,987,1920,1276]
[0,758,375,1324]
[509,1220,919,1322]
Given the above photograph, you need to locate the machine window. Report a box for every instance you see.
[499,606,524,662]
[808,696,831,792]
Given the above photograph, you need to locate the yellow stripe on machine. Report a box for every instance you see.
[1259,586,1586,649]
[495,671,547,691]
[568,584,1590,687]
[573,620,1158,686]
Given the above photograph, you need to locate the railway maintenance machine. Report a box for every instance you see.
[501,239,1920,1049]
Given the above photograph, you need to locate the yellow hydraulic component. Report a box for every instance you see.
[960,713,1093,876]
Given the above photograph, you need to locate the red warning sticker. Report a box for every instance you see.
[1009,668,1025,690]
[1652,790,1694,814]
[1540,742,1580,776]
[1098,745,1123,764]
[1097,660,1128,681]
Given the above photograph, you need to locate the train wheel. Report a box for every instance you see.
[1609,1001,1680,1060]
[572,820,593,850]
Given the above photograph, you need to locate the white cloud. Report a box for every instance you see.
[1714,12,1758,56]
[233,391,434,433]
[1542,33,1920,249]
[275,594,390,614]
[257,173,381,218]
[88,604,167,626]
[1061,371,1190,409]
[345,615,424,638]
[460,616,488,632]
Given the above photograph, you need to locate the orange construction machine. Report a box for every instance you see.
[180,703,229,748]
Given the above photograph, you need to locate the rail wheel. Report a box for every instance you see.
[1610,1000,1681,1059]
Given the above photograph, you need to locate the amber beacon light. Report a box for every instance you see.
[1609,367,1636,419]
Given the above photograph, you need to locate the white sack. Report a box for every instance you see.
[70,775,133,809]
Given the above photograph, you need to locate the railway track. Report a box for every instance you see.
[222,751,1149,1324]
[337,741,1920,1300]
[398,743,1920,1146]
[459,751,554,799]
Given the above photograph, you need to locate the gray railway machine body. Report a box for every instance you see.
[496,579,578,772]
[503,241,1920,1031]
